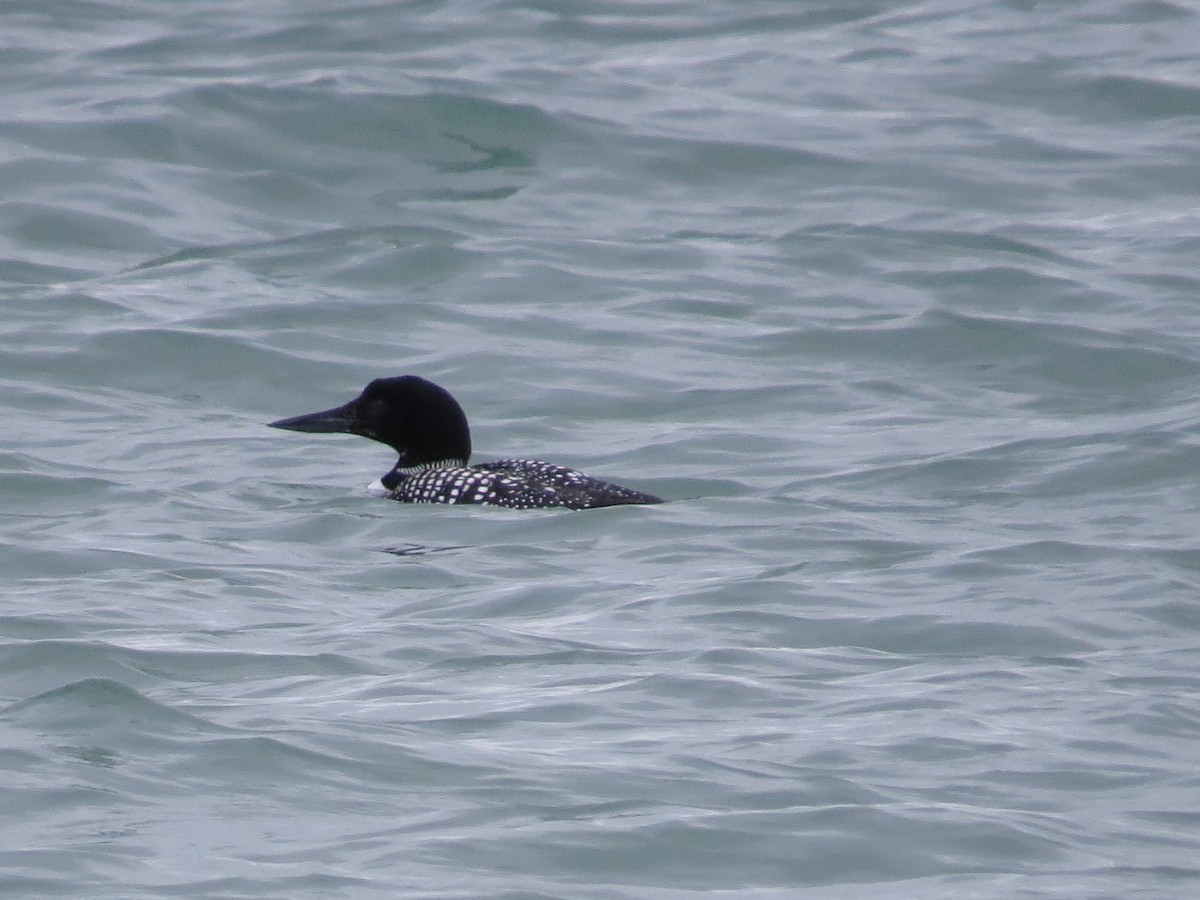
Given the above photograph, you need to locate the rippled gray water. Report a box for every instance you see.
[4,1,1200,897]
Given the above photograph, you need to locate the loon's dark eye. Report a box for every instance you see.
[363,399,387,421]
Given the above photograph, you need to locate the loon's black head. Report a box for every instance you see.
[269,375,472,468]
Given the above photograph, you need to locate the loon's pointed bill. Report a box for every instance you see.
[269,401,369,437]
[270,375,662,510]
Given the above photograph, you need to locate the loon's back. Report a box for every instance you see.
[387,459,662,510]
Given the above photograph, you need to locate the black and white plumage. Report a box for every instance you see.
[269,375,662,510]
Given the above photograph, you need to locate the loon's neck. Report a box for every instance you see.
[381,457,469,490]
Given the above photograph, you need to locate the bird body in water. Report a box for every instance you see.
[269,376,662,510]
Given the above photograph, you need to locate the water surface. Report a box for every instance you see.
[3,1,1200,897]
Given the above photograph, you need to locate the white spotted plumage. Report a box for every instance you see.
[387,459,660,510]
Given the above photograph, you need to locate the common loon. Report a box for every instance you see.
[269,375,663,510]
